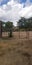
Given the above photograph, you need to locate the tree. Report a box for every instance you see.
[2,22,6,32]
[5,21,13,37]
[17,17,26,38]
[17,17,26,29]
[17,17,32,30]
[17,17,32,39]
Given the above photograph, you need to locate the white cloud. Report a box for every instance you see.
[19,5,32,18]
[0,0,32,26]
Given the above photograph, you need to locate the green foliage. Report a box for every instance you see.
[1,21,13,31]
[0,21,13,37]
[18,17,32,31]
[5,21,13,31]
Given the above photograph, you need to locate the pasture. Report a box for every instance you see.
[0,31,32,65]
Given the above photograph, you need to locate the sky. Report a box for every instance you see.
[0,0,32,26]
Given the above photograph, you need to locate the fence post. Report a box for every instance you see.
[0,21,2,38]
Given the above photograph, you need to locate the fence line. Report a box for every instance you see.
[1,31,32,40]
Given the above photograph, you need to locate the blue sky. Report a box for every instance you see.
[0,0,32,5]
[0,0,9,5]
[0,0,32,26]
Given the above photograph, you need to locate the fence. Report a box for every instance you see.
[0,21,32,39]
[1,31,32,40]
[13,31,32,40]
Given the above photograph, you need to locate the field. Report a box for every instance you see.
[0,31,32,65]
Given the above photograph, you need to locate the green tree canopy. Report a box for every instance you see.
[17,17,32,31]
[5,21,13,31]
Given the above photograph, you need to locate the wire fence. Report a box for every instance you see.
[2,31,32,40]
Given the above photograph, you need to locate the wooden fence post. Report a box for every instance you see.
[0,21,2,38]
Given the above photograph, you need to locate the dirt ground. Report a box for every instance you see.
[0,31,32,65]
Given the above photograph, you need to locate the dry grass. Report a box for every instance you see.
[0,31,32,65]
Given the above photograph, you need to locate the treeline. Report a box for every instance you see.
[0,17,32,32]
[17,17,32,31]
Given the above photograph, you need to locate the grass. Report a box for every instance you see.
[0,31,32,65]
